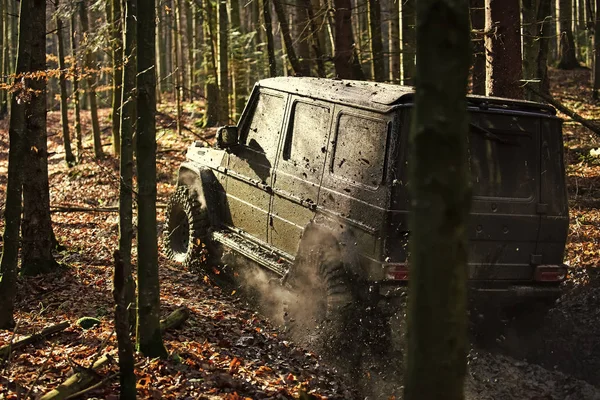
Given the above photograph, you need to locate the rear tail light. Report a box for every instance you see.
[384,264,409,281]
[534,265,567,282]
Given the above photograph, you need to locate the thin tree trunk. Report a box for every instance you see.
[485,0,523,99]
[593,0,600,98]
[0,0,27,329]
[0,0,5,117]
[389,0,400,82]
[70,15,83,162]
[273,0,306,75]
[367,0,384,81]
[185,0,194,101]
[113,251,136,399]
[295,0,312,75]
[263,0,277,76]
[401,0,416,85]
[404,0,471,398]
[333,0,364,79]
[173,0,183,134]
[120,0,138,329]
[470,0,485,94]
[136,0,168,358]
[203,0,219,126]
[558,0,581,68]
[79,3,103,159]
[156,0,165,99]
[55,1,75,165]
[231,0,247,119]
[110,0,123,156]
[21,0,57,276]
[218,0,230,122]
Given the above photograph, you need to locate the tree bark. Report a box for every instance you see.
[389,0,400,82]
[55,0,75,165]
[21,0,58,276]
[262,0,277,76]
[110,0,123,156]
[119,0,138,329]
[401,0,416,85]
[532,0,553,100]
[70,15,83,162]
[136,0,168,359]
[79,3,103,159]
[367,0,385,81]
[272,0,306,76]
[113,251,136,399]
[484,0,523,99]
[558,0,581,69]
[404,0,471,398]
[0,0,27,328]
[333,0,364,79]
[173,0,183,133]
[593,0,600,99]
[470,0,485,94]
[203,0,219,127]
[218,0,230,122]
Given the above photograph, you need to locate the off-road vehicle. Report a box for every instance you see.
[164,77,568,340]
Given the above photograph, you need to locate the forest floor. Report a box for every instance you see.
[2,68,600,399]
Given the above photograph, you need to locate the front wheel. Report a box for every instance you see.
[163,186,210,268]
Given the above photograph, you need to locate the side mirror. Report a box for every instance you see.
[216,125,239,149]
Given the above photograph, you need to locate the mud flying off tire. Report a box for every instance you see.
[163,186,210,268]
[285,245,357,356]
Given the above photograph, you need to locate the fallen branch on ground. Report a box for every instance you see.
[40,307,190,400]
[525,84,600,136]
[0,321,69,360]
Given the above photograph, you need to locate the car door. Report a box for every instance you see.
[223,88,288,244]
[269,97,333,256]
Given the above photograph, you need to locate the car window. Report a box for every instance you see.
[243,92,286,160]
[469,126,535,199]
[332,113,387,188]
[283,102,330,174]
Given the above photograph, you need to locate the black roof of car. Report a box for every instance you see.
[258,77,557,116]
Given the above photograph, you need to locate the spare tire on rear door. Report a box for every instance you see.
[163,186,210,268]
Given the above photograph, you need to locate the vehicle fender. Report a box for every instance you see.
[176,162,223,228]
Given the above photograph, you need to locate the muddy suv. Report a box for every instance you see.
[164,77,568,335]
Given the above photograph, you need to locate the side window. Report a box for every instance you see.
[332,113,387,188]
[242,91,286,160]
[283,102,330,174]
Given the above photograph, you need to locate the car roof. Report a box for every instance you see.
[257,77,557,116]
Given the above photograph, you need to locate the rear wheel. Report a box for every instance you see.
[163,186,210,268]
[284,244,358,358]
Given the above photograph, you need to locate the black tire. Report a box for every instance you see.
[163,186,210,268]
[284,244,357,354]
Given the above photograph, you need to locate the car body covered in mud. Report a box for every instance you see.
[164,77,569,330]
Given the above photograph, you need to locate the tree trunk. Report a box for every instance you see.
[218,0,230,123]
[119,0,138,328]
[70,15,83,162]
[173,0,183,134]
[333,0,364,79]
[263,0,277,76]
[203,0,219,127]
[526,0,553,100]
[367,0,385,81]
[113,251,136,399]
[401,0,416,85]
[273,0,306,76]
[404,0,471,398]
[185,0,194,101]
[0,0,7,117]
[21,0,58,276]
[110,0,123,156]
[295,0,312,75]
[79,3,103,159]
[558,0,581,68]
[0,0,27,328]
[55,0,75,165]
[136,0,168,359]
[231,0,248,119]
[389,0,400,82]
[593,0,600,98]
[484,0,523,98]
[470,0,485,94]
